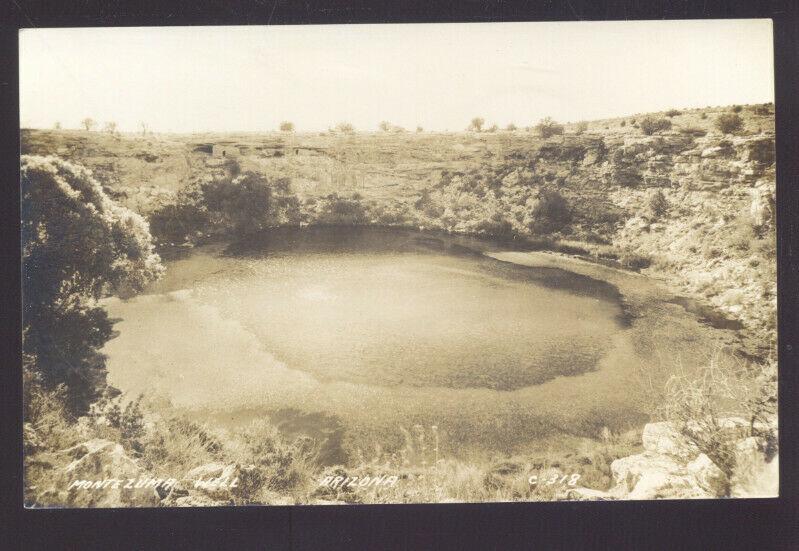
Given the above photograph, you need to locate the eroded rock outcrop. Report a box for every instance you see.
[560,418,777,501]
[30,438,161,508]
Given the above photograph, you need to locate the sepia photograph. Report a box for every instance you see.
[20,20,778,508]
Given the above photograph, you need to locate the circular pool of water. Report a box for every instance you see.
[102,227,735,458]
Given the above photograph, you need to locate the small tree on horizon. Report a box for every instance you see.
[574,121,589,135]
[379,121,392,132]
[505,123,517,131]
[335,122,355,134]
[53,122,61,130]
[279,121,295,132]
[468,117,485,132]
[81,118,95,131]
[104,121,118,134]
[534,117,565,139]
[416,126,423,133]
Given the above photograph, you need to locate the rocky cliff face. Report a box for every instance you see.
[413,127,775,354]
[604,132,776,354]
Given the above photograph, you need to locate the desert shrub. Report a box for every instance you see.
[747,360,778,459]
[620,120,626,127]
[700,112,708,119]
[753,105,771,116]
[414,189,445,219]
[416,126,423,133]
[110,397,145,440]
[279,121,295,132]
[754,231,776,258]
[315,193,369,225]
[378,121,391,132]
[639,116,672,135]
[474,212,516,237]
[726,215,758,251]
[715,113,744,135]
[537,142,587,163]
[574,121,588,135]
[367,199,413,226]
[270,180,304,226]
[618,252,652,270]
[139,415,226,477]
[192,173,302,234]
[148,197,210,244]
[731,105,743,113]
[505,123,517,131]
[133,151,159,162]
[21,156,164,414]
[648,189,670,217]
[334,122,355,134]
[23,361,85,506]
[534,117,565,139]
[530,189,571,234]
[222,157,241,177]
[703,245,723,259]
[95,394,147,454]
[486,124,499,133]
[23,359,80,452]
[200,172,274,234]
[653,353,773,480]
[664,109,681,117]
[572,200,624,236]
[231,419,318,502]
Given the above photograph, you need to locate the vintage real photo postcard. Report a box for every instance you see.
[21,20,777,507]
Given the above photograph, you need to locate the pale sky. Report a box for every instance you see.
[20,20,774,133]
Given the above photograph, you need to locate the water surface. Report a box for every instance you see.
[102,227,735,459]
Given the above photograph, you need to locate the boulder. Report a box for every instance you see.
[641,422,699,460]
[686,453,728,497]
[701,146,725,158]
[740,137,775,165]
[611,451,684,492]
[610,451,717,500]
[54,439,160,508]
[626,470,712,500]
[749,184,775,228]
[730,438,778,497]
